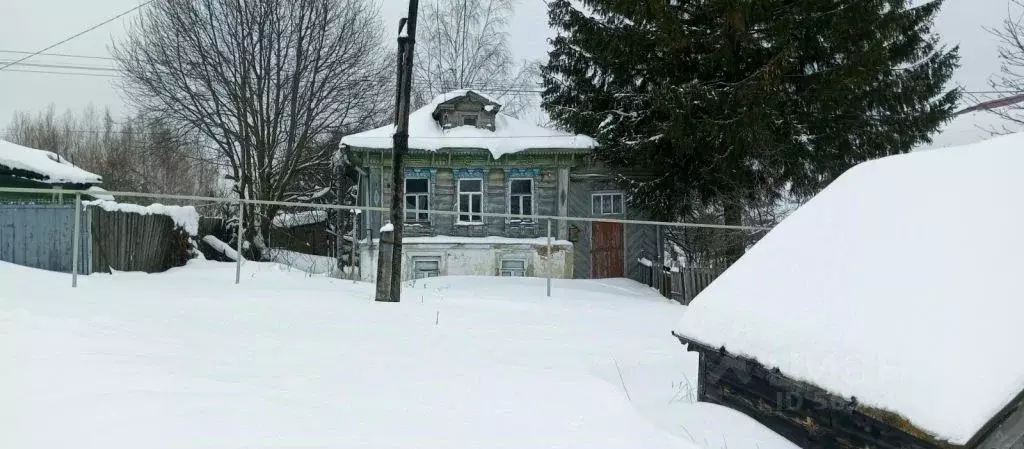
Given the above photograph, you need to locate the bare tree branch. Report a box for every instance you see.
[112,0,392,256]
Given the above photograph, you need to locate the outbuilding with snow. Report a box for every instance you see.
[672,134,1024,449]
[0,140,107,202]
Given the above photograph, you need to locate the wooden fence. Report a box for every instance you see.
[636,259,723,305]
[89,207,191,273]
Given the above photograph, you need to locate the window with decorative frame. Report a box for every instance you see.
[405,178,429,222]
[508,178,533,219]
[592,193,624,215]
[500,259,526,277]
[457,178,484,223]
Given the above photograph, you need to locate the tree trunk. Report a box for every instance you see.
[722,199,744,266]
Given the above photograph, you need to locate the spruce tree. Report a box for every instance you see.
[542,0,960,248]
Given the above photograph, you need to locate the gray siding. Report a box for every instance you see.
[0,203,92,274]
[368,167,562,240]
[625,212,658,282]
[977,395,1024,449]
[567,179,595,279]
[567,177,657,281]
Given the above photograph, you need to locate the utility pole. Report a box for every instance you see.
[375,0,419,302]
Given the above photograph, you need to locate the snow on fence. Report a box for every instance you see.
[636,258,723,305]
[87,201,198,273]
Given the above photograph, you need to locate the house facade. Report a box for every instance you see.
[341,90,657,282]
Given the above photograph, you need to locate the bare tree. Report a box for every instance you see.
[112,0,392,257]
[414,0,537,116]
[5,105,219,197]
[981,0,1024,129]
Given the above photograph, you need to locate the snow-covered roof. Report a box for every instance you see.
[675,133,1024,445]
[0,140,102,185]
[271,210,328,228]
[340,90,597,159]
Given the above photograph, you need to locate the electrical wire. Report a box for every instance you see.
[0,1,157,72]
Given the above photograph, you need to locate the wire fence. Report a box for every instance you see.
[0,186,769,301]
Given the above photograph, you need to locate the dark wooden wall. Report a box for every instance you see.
[684,340,952,449]
[90,208,191,273]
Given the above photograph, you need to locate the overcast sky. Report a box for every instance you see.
[0,0,1013,148]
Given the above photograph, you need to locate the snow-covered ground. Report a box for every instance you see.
[265,248,340,276]
[0,260,794,449]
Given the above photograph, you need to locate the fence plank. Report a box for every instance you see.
[86,207,189,274]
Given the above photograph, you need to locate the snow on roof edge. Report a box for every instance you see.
[340,90,597,159]
[0,140,102,185]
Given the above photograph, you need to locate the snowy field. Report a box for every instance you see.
[0,260,795,449]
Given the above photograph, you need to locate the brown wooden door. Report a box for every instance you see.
[591,222,624,278]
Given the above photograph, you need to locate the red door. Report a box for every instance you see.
[591,222,624,278]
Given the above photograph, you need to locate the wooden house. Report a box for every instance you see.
[673,134,1024,449]
[0,140,108,202]
[341,90,657,281]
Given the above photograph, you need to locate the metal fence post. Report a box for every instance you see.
[71,193,81,288]
[235,200,243,285]
[546,219,552,297]
[350,210,359,281]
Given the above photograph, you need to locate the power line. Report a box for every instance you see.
[0,60,119,72]
[4,68,117,78]
[0,0,157,72]
[0,50,117,61]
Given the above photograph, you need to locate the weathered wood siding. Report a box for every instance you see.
[976,393,1024,449]
[0,203,92,274]
[89,207,191,273]
[685,341,949,449]
[366,167,561,240]
[567,178,594,279]
[567,176,656,281]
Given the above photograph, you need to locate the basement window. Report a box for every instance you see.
[412,257,441,279]
[500,260,526,277]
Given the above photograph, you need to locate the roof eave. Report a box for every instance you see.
[672,330,965,449]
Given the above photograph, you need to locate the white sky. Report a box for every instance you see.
[0,0,1013,148]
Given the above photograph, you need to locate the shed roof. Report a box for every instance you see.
[0,140,102,185]
[675,133,1024,445]
[340,90,596,159]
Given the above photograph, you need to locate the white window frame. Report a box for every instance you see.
[507,178,534,221]
[499,259,527,277]
[411,256,442,279]
[592,192,625,216]
[456,178,484,224]
[404,177,430,222]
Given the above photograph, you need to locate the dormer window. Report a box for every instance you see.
[431,91,500,130]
